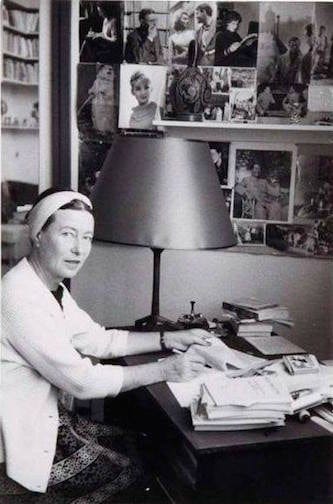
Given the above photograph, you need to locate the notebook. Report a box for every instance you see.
[242,335,306,356]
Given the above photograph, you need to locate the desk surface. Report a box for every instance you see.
[121,351,331,456]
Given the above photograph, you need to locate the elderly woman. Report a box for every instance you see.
[1,190,210,502]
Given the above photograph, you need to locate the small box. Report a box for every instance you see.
[283,354,320,375]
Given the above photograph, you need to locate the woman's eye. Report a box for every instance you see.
[84,236,93,242]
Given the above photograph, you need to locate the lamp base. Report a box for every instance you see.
[135,314,184,332]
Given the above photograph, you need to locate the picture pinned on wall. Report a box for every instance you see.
[119,64,167,130]
[168,1,196,65]
[123,1,168,65]
[229,143,296,222]
[311,3,333,84]
[208,142,230,186]
[215,2,259,67]
[266,220,333,258]
[188,1,218,66]
[294,155,333,222]
[77,63,119,143]
[230,87,256,121]
[256,82,308,120]
[232,220,266,245]
[222,188,232,214]
[79,1,123,64]
[78,140,110,197]
[257,2,315,86]
[230,67,256,88]
[211,66,231,93]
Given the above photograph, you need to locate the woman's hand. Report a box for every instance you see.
[161,348,207,382]
[163,329,212,351]
[229,42,241,53]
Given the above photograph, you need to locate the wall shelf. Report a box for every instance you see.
[3,51,38,62]
[3,23,38,37]
[1,125,39,131]
[1,78,38,86]
[154,119,333,132]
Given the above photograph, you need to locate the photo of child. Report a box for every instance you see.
[119,64,167,130]
[230,88,256,122]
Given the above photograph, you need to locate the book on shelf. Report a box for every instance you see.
[222,300,290,322]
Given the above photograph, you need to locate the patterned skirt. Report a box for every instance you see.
[0,403,148,503]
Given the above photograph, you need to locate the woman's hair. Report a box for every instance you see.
[31,188,93,233]
[130,71,150,91]
[220,9,241,31]
[173,11,189,32]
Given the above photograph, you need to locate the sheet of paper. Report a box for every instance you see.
[167,369,224,408]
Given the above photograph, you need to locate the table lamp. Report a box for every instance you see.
[91,136,236,331]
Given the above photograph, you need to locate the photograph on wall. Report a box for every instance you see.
[222,188,232,214]
[232,220,265,245]
[209,142,230,186]
[266,220,333,258]
[123,1,169,64]
[79,1,123,64]
[230,67,256,88]
[211,66,231,92]
[167,1,196,65]
[257,2,315,86]
[230,87,256,121]
[215,2,259,67]
[78,140,110,197]
[293,154,333,222]
[256,82,308,119]
[77,63,119,143]
[230,143,296,222]
[119,64,167,130]
[188,1,218,66]
[311,3,333,83]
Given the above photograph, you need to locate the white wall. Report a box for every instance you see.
[72,241,333,360]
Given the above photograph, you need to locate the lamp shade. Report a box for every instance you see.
[91,136,236,250]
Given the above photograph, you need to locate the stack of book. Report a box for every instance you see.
[236,320,274,338]
[222,297,292,325]
[190,374,292,431]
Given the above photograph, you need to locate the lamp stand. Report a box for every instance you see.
[135,248,181,331]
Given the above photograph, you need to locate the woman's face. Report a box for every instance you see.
[36,209,94,285]
[132,80,151,105]
[227,20,239,32]
[180,12,190,27]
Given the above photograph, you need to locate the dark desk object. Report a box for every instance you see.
[107,350,333,504]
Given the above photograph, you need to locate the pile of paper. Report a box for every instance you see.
[190,374,293,431]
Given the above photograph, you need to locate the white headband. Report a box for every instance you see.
[28,191,93,240]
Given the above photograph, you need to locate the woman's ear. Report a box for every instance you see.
[34,232,42,248]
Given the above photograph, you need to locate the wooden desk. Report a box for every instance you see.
[112,351,333,504]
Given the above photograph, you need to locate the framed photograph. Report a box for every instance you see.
[222,188,232,215]
[229,142,296,222]
[208,142,230,186]
[77,63,119,143]
[294,155,333,222]
[119,64,167,130]
[233,220,266,245]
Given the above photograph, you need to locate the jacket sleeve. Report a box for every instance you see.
[2,288,124,400]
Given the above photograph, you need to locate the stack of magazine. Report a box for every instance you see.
[222,297,292,324]
[190,374,292,431]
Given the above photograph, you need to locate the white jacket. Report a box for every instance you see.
[1,258,129,492]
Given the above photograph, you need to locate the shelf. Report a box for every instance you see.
[153,119,333,132]
[2,78,38,87]
[3,23,38,37]
[1,125,39,131]
[3,51,38,62]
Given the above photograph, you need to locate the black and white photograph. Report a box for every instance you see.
[256,82,308,119]
[214,2,259,67]
[222,188,232,214]
[230,143,296,222]
[257,2,315,86]
[77,63,119,143]
[123,1,168,64]
[119,63,167,130]
[230,87,256,121]
[266,219,333,257]
[230,67,256,88]
[294,154,333,221]
[232,220,265,245]
[79,1,123,63]
[167,1,196,65]
[189,1,218,66]
[209,142,230,186]
[311,3,333,83]
[1,1,333,504]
